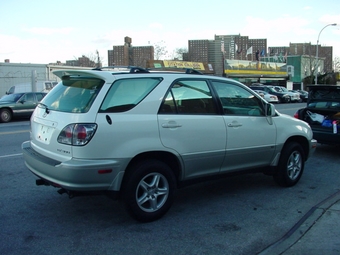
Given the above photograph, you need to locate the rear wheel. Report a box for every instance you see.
[122,160,176,222]
[0,108,12,123]
[273,142,304,187]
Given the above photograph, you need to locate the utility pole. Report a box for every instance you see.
[96,50,101,68]
[315,23,337,84]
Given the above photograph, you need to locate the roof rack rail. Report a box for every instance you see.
[92,66,150,73]
[147,67,203,75]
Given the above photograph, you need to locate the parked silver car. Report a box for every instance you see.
[253,90,279,103]
[22,67,317,222]
[274,86,300,102]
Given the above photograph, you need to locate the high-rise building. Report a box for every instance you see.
[187,35,267,76]
[108,45,129,66]
[187,40,209,63]
[107,37,154,68]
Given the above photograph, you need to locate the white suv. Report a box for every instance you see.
[22,67,317,222]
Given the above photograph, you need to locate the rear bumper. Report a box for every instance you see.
[313,131,340,145]
[22,141,127,192]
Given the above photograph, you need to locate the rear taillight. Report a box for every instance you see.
[293,112,299,119]
[57,124,97,146]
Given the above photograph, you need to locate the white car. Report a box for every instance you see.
[22,67,317,222]
[253,90,279,103]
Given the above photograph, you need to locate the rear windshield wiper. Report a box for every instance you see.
[38,103,50,114]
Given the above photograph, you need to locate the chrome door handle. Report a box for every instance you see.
[227,123,242,127]
[162,122,182,128]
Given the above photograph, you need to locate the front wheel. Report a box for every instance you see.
[122,160,176,222]
[273,142,304,187]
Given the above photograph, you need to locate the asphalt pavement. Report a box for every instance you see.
[258,190,340,254]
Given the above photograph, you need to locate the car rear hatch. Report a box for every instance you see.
[29,74,106,160]
[304,85,340,143]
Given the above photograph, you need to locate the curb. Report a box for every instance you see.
[258,190,340,255]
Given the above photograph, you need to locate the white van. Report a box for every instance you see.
[6,81,58,94]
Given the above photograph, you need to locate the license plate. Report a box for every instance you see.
[37,124,54,144]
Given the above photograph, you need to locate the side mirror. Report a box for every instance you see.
[266,103,276,117]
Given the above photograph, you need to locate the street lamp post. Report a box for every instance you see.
[315,23,337,84]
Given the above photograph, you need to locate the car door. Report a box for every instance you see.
[158,79,227,179]
[210,80,277,172]
[13,92,38,117]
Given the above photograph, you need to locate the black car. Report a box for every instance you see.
[0,92,47,123]
[294,85,340,144]
[249,84,291,103]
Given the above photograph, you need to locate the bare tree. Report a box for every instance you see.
[74,50,104,68]
[172,47,188,60]
[89,50,104,68]
[334,56,340,72]
[154,41,168,60]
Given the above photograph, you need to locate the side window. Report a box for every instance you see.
[159,80,217,115]
[22,93,34,103]
[211,81,264,116]
[36,93,45,102]
[100,78,161,113]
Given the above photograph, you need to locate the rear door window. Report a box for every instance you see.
[159,80,217,114]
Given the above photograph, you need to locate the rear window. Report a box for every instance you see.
[99,77,162,112]
[41,77,105,113]
[309,88,340,100]
[307,88,340,109]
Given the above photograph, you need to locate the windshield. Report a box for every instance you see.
[267,87,277,93]
[41,77,105,113]
[0,93,24,102]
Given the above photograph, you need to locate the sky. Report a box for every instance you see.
[1,0,340,66]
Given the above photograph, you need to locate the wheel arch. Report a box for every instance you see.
[283,136,309,161]
[123,151,182,186]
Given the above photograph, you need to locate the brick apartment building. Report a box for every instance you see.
[185,35,267,76]
[108,37,154,68]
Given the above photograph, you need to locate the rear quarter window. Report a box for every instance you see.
[99,77,161,112]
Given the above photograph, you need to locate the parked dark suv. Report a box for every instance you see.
[249,84,291,103]
[294,85,340,144]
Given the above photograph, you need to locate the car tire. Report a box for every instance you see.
[0,108,12,123]
[273,142,304,187]
[122,159,176,222]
